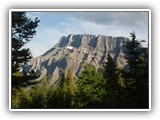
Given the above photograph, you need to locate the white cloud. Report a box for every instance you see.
[25,11,148,57]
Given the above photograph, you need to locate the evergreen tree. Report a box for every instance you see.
[64,69,76,108]
[12,12,40,87]
[66,69,76,92]
[60,73,65,87]
[124,31,142,83]
[123,31,149,108]
[76,65,105,108]
[103,53,120,89]
[12,87,31,109]
[30,77,49,108]
[136,50,149,108]
[47,86,64,108]
[11,12,40,86]
[47,69,77,108]
[103,53,125,108]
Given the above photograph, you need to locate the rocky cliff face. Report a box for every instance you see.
[23,34,129,86]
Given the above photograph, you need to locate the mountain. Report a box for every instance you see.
[23,34,130,86]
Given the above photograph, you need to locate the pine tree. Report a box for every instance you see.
[103,53,119,89]
[66,69,76,90]
[47,69,77,108]
[12,87,31,108]
[123,31,149,108]
[103,53,125,108]
[124,31,142,83]
[65,69,76,107]
[30,77,49,108]
[60,73,66,87]
[11,12,40,86]
[76,65,105,108]
[11,12,40,87]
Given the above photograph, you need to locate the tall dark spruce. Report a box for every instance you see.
[123,31,149,108]
[103,53,124,108]
[103,53,120,90]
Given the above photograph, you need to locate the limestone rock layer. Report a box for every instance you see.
[23,34,129,85]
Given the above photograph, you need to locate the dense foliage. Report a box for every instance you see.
[12,12,40,87]
[122,32,149,108]
[11,32,149,109]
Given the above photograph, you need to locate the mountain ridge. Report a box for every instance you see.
[23,34,130,86]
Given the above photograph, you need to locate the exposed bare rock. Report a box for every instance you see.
[23,34,129,86]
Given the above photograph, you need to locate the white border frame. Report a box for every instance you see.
[9,9,151,111]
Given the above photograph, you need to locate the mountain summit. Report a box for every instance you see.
[23,34,129,86]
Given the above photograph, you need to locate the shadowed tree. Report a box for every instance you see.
[123,31,149,108]
[30,77,49,108]
[103,53,120,90]
[102,53,125,108]
[11,12,40,87]
[124,31,142,84]
[47,69,77,108]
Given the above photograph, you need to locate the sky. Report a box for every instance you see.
[26,11,149,58]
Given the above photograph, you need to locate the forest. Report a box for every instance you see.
[11,12,149,109]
